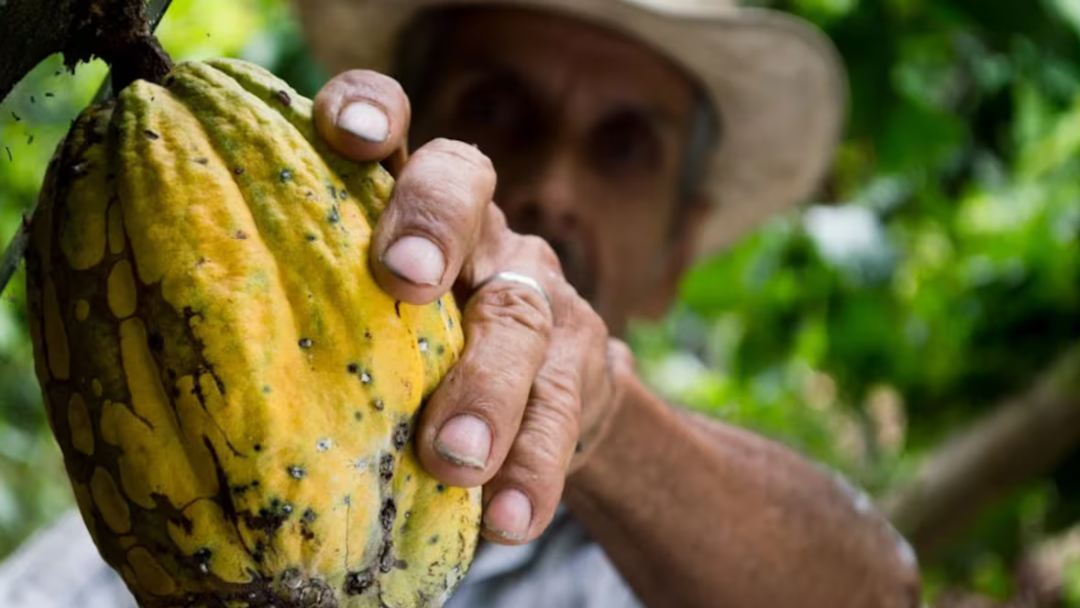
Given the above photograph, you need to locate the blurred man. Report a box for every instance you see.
[0,1,921,606]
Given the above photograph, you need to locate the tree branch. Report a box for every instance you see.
[0,0,171,105]
[882,344,1080,556]
[0,0,78,103]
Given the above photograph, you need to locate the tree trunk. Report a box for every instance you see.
[882,344,1080,556]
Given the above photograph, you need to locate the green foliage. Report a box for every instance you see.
[632,0,1080,600]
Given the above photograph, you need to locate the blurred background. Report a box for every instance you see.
[2,0,1080,605]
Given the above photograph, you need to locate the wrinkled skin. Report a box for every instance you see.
[312,7,923,608]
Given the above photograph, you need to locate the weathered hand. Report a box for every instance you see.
[314,70,633,545]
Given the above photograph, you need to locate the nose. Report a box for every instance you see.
[499,154,583,239]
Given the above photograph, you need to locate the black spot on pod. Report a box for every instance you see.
[379,541,395,573]
[281,568,302,590]
[418,338,429,353]
[379,454,394,482]
[372,399,384,411]
[298,338,313,349]
[339,189,348,201]
[305,233,317,242]
[394,301,402,318]
[327,206,341,224]
[347,363,360,374]
[287,465,306,480]
[144,129,159,140]
[301,508,317,524]
[194,548,212,575]
[379,499,396,532]
[275,90,292,106]
[436,484,445,493]
[344,570,374,595]
[428,535,439,545]
[354,411,362,421]
[233,167,245,175]
[195,157,209,165]
[280,168,294,183]
[253,444,263,452]
[393,421,410,451]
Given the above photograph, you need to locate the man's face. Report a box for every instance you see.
[409,8,708,335]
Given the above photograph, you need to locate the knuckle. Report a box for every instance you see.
[557,286,602,333]
[517,234,560,270]
[505,433,565,488]
[424,138,495,174]
[470,287,554,337]
[484,202,509,233]
[518,401,582,475]
[536,370,583,423]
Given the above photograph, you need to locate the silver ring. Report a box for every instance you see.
[476,271,553,312]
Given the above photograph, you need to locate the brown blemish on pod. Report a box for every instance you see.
[43,279,70,380]
[90,466,131,534]
[107,202,125,255]
[68,393,95,456]
[119,565,140,595]
[70,482,98,546]
[127,546,177,596]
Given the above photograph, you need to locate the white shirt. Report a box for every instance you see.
[0,507,643,608]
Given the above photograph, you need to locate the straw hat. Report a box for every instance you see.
[293,0,847,257]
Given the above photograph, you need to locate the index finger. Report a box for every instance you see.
[313,69,411,165]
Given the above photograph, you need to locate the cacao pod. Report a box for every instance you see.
[25,58,481,608]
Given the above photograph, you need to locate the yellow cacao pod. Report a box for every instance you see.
[25,58,481,608]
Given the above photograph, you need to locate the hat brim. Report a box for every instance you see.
[294,0,847,258]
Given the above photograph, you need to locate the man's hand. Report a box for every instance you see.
[313,70,633,545]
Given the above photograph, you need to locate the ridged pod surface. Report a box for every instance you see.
[25,58,481,608]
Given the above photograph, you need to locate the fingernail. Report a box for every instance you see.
[435,415,491,469]
[484,490,532,542]
[382,236,446,286]
[337,101,389,143]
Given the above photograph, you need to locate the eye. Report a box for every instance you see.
[589,112,660,175]
[454,75,530,139]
